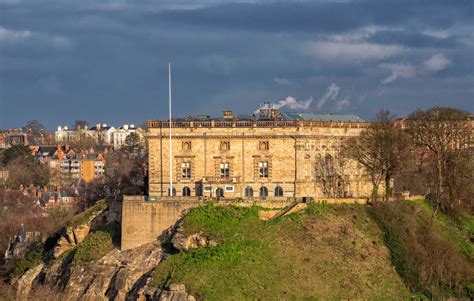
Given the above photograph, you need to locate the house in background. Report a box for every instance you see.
[89,124,116,145]
[112,124,145,149]
[55,122,143,148]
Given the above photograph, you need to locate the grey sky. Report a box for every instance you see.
[0,0,473,129]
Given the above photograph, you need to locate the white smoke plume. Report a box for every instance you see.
[273,96,313,110]
[380,63,417,84]
[254,96,313,114]
[255,82,353,114]
[317,83,340,109]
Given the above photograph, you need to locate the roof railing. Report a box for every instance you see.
[147,119,368,129]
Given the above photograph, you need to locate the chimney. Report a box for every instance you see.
[271,108,279,118]
[259,102,272,119]
[57,126,62,131]
[223,110,233,119]
[103,124,107,128]
[124,124,129,130]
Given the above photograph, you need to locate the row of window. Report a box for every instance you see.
[181,141,270,151]
[170,185,283,197]
[181,161,269,179]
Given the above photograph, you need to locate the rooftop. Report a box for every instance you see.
[148,108,367,129]
[280,112,364,122]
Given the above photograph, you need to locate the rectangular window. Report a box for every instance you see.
[259,161,268,178]
[220,162,230,178]
[181,161,191,178]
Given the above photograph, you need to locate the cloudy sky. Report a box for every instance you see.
[0,0,473,129]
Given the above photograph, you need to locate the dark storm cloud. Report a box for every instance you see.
[155,0,472,33]
[0,0,472,129]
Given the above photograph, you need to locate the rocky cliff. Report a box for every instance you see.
[9,201,197,301]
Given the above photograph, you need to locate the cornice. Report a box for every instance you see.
[147,134,352,139]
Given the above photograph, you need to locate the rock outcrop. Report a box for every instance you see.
[53,223,92,258]
[53,204,108,258]
[14,241,163,301]
[13,263,44,299]
[158,283,196,301]
[11,202,204,301]
[134,283,196,301]
[171,222,217,252]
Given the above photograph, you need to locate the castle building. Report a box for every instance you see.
[147,108,374,199]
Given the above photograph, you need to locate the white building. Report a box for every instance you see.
[89,124,116,145]
[112,124,144,148]
[55,123,143,147]
[55,126,74,143]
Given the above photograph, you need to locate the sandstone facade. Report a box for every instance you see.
[147,117,373,199]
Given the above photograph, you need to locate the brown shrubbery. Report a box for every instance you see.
[0,281,63,301]
[371,200,473,298]
[0,190,75,262]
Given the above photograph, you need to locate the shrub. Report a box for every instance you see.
[370,201,473,298]
[11,247,43,278]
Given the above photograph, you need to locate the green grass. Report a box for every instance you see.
[73,222,119,265]
[152,204,410,300]
[67,201,107,228]
[406,199,472,259]
[304,200,330,216]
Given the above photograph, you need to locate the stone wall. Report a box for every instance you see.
[121,196,205,250]
[121,196,369,250]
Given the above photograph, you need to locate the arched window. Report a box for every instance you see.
[182,186,191,196]
[167,188,176,196]
[220,141,230,151]
[259,186,268,198]
[215,188,224,198]
[259,141,269,150]
[244,186,254,197]
[274,186,283,197]
[182,141,191,150]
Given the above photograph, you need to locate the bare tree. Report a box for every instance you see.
[74,120,89,130]
[314,152,348,198]
[25,120,44,136]
[375,110,412,200]
[406,107,472,218]
[343,110,409,202]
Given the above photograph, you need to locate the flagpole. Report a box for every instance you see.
[169,62,173,196]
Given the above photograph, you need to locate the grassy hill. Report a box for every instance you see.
[152,203,412,300]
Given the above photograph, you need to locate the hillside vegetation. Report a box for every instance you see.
[371,199,473,298]
[5,200,472,300]
[152,203,411,300]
